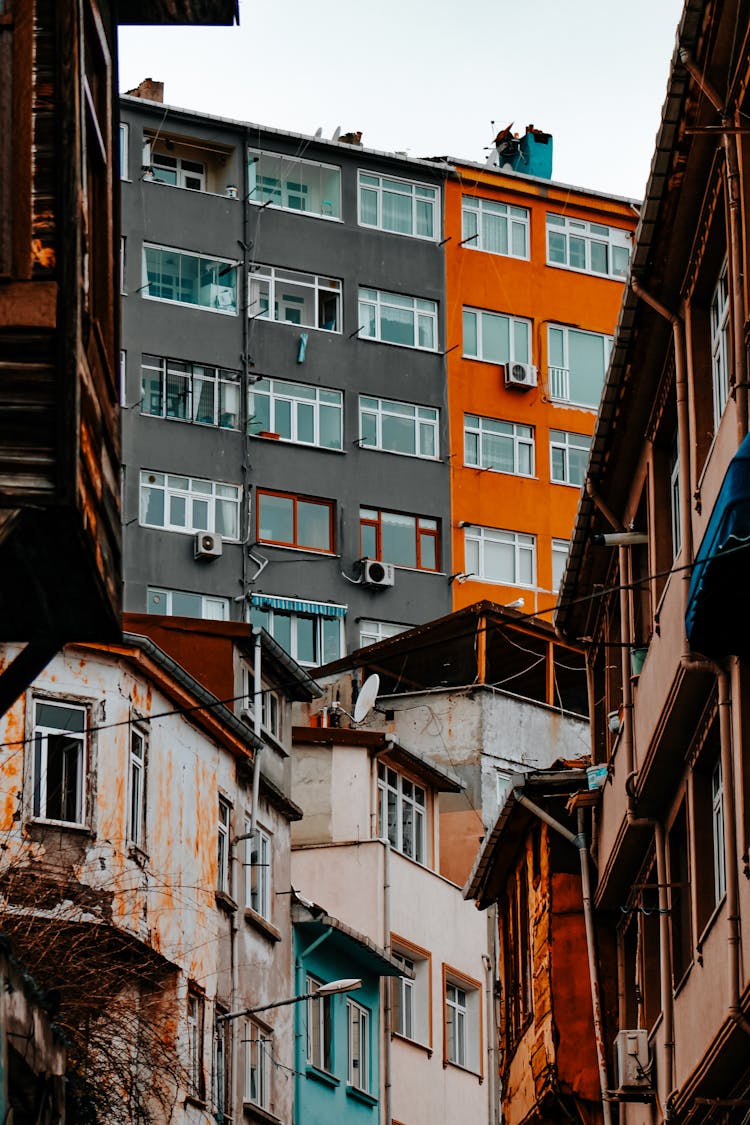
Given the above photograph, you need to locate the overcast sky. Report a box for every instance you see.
[119,0,685,201]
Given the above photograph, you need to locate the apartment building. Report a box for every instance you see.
[120,88,452,663]
[556,0,750,1116]
[445,136,637,617]
[119,88,636,669]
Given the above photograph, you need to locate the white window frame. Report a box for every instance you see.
[139,471,241,540]
[358,170,439,241]
[461,195,529,259]
[249,600,345,667]
[670,434,681,560]
[710,260,731,429]
[306,975,332,1071]
[146,587,230,620]
[358,287,438,352]
[249,377,343,449]
[217,797,231,895]
[392,953,415,1040]
[246,823,272,921]
[464,525,537,587]
[244,1018,272,1109]
[359,620,409,648]
[151,150,206,191]
[377,762,426,863]
[549,429,591,487]
[547,324,612,409]
[391,944,430,1046]
[359,395,439,459]
[128,726,146,849]
[347,999,370,1091]
[31,700,88,827]
[712,758,726,905]
[464,414,534,476]
[462,307,531,365]
[249,264,341,333]
[120,235,127,294]
[546,213,630,279]
[248,148,342,219]
[142,244,238,315]
[119,121,129,179]
[141,354,241,430]
[445,981,467,1067]
[551,539,569,593]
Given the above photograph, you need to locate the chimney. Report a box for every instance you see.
[125,78,164,103]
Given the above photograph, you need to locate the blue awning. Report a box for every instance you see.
[251,594,347,619]
[685,433,750,658]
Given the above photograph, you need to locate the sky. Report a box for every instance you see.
[118,0,685,201]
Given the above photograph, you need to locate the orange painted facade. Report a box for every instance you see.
[445,165,637,615]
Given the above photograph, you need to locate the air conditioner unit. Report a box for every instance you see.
[200,283,236,310]
[614,1029,652,1089]
[362,559,395,589]
[194,531,223,560]
[503,361,538,390]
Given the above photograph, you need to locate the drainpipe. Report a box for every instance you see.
[383,838,392,1125]
[678,51,748,442]
[513,792,612,1125]
[654,823,675,1096]
[249,628,263,840]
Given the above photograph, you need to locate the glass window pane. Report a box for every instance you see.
[273,613,292,655]
[548,231,566,263]
[273,398,292,438]
[297,501,331,550]
[296,616,316,663]
[382,190,412,234]
[513,320,530,363]
[482,314,509,364]
[361,412,377,447]
[463,310,478,357]
[360,188,378,226]
[590,241,608,274]
[569,331,606,407]
[381,513,417,567]
[381,305,415,346]
[419,532,436,570]
[382,414,416,454]
[297,402,315,444]
[322,617,341,664]
[417,314,435,350]
[361,523,377,557]
[143,487,165,526]
[319,405,342,449]
[259,494,294,542]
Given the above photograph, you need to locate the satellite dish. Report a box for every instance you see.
[314,126,323,139]
[332,125,341,143]
[353,673,380,724]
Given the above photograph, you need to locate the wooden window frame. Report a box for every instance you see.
[256,488,335,554]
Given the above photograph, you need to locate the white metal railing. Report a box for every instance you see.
[548,365,570,400]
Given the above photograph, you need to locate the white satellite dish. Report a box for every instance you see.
[331,125,342,143]
[314,126,323,139]
[353,673,380,724]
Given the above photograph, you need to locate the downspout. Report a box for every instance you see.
[484,903,500,1125]
[678,51,748,442]
[249,627,264,840]
[654,823,674,1097]
[383,838,392,1125]
[513,792,612,1125]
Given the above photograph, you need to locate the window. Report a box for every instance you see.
[141,355,241,429]
[445,981,467,1067]
[214,1012,231,1121]
[142,245,238,314]
[547,325,611,408]
[128,728,146,849]
[256,490,335,553]
[669,802,692,984]
[246,824,272,921]
[187,990,205,1099]
[359,396,439,459]
[139,472,241,540]
[464,525,536,586]
[248,148,341,218]
[546,213,630,278]
[217,798,231,895]
[361,508,439,571]
[670,433,681,559]
[32,700,87,826]
[358,171,438,240]
[347,1000,370,1091]
[358,287,438,351]
[244,670,282,740]
[378,763,426,862]
[249,596,345,666]
[120,236,127,293]
[710,260,730,428]
[461,196,529,258]
[391,940,430,1046]
[463,308,531,365]
[549,429,591,486]
[249,265,341,332]
[119,121,129,179]
[152,151,205,190]
[503,861,533,1048]
[306,975,332,1071]
[712,759,726,905]
[551,539,569,593]
[444,969,480,1072]
[147,588,230,620]
[359,620,409,648]
[464,415,534,475]
[244,1018,272,1109]
[694,714,726,934]
[249,377,342,449]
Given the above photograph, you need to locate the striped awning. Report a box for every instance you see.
[251,594,347,619]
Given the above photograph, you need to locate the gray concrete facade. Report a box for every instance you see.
[120,95,452,662]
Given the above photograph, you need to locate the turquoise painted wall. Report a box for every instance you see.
[294,928,381,1125]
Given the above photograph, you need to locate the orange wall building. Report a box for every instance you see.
[445,142,637,616]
